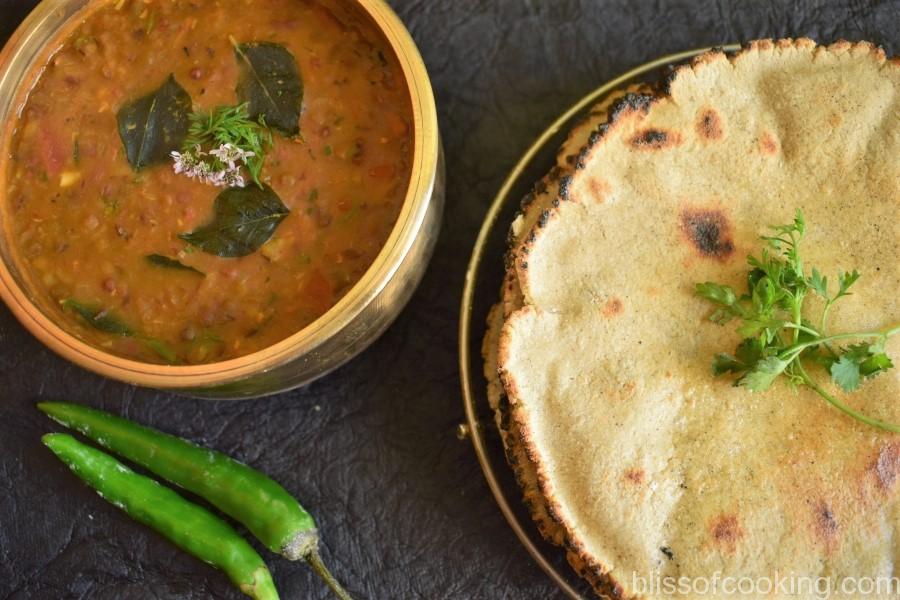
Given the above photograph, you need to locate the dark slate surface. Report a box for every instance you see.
[1,1,896,598]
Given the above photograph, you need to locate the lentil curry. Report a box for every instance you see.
[4,0,413,363]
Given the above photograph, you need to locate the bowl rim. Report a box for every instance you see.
[0,0,440,388]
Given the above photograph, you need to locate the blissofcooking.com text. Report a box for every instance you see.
[631,571,900,598]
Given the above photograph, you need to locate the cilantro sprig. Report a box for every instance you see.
[180,103,273,187]
[696,209,899,433]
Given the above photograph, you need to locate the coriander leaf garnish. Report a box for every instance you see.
[739,356,792,392]
[172,103,273,188]
[829,343,894,392]
[696,209,899,433]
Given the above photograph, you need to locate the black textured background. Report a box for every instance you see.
[1,1,897,599]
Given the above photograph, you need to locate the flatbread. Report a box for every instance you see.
[484,84,653,564]
[497,39,900,598]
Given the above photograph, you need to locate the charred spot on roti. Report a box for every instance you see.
[537,210,551,228]
[692,47,726,67]
[558,175,572,200]
[589,177,610,202]
[576,131,603,169]
[679,208,735,260]
[813,500,839,546]
[576,93,657,169]
[709,514,744,554]
[613,92,655,117]
[696,108,724,140]
[661,63,688,94]
[623,468,644,485]
[602,297,623,317]
[873,442,900,491]
[629,128,682,149]
[759,132,779,155]
[520,190,536,209]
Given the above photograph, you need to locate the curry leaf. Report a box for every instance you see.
[138,336,177,364]
[179,184,289,257]
[61,299,177,364]
[234,42,303,136]
[117,74,192,170]
[61,299,134,336]
[146,254,205,276]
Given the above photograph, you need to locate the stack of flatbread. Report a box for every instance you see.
[483,39,899,599]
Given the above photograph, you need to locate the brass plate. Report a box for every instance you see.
[458,46,740,598]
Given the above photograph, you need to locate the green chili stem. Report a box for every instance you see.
[305,550,354,600]
[795,363,900,433]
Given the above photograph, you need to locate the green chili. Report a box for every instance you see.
[42,433,279,600]
[38,402,351,600]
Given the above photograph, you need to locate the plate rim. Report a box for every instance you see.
[458,44,741,599]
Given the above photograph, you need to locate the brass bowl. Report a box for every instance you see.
[458,46,739,597]
[0,0,443,398]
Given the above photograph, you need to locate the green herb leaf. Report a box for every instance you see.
[830,342,894,391]
[695,282,737,306]
[61,299,134,336]
[696,210,899,433]
[712,353,743,375]
[61,299,177,363]
[183,103,272,187]
[861,353,893,378]
[695,282,745,324]
[234,42,303,136]
[837,270,860,298]
[792,209,805,235]
[808,268,828,298]
[739,356,791,392]
[146,254,205,276]
[712,339,763,376]
[179,184,289,257]
[737,317,786,341]
[830,356,861,392]
[117,74,192,170]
